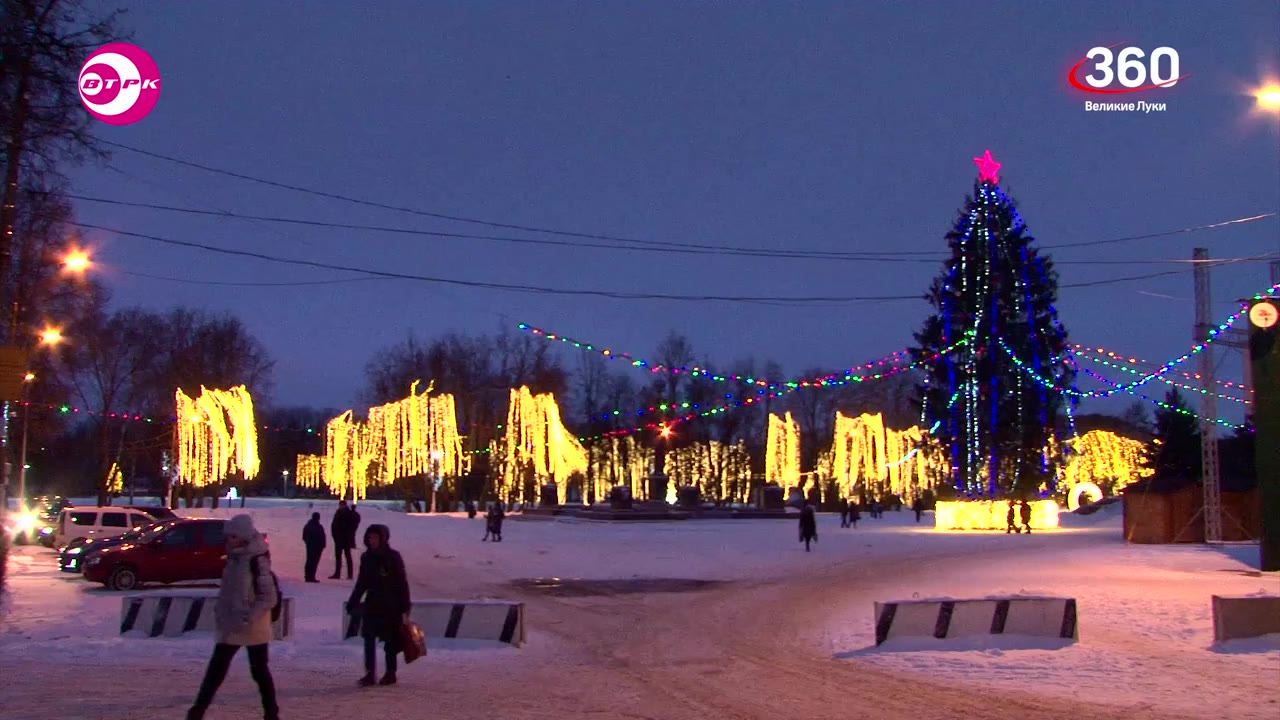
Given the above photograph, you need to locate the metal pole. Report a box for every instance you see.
[17,399,28,502]
[1193,248,1222,542]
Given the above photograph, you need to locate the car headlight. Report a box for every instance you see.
[11,511,37,534]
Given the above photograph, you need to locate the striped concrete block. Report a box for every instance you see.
[344,600,524,647]
[873,596,1077,646]
[120,592,294,640]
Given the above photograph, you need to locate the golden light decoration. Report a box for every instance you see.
[500,386,588,503]
[765,412,802,491]
[296,454,325,490]
[105,462,123,495]
[665,440,752,499]
[368,380,467,483]
[175,385,260,488]
[831,412,938,501]
[934,499,1060,530]
[589,435,652,501]
[1055,429,1151,496]
[324,410,382,502]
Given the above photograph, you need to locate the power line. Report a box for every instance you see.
[74,221,922,304]
[100,140,1277,258]
[65,193,939,263]
[66,192,1280,266]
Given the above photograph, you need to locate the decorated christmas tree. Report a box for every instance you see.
[913,151,1077,499]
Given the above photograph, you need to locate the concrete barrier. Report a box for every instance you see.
[343,600,524,647]
[1212,594,1280,642]
[873,596,1077,646]
[120,592,294,640]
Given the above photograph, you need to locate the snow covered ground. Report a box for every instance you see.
[1,502,1276,720]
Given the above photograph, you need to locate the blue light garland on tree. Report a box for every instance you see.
[913,151,1077,499]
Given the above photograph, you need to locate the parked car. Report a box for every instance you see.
[52,506,170,550]
[60,521,167,573]
[115,505,179,521]
[83,518,228,591]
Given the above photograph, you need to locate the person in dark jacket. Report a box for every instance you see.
[838,497,850,528]
[1019,499,1032,534]
[483,502,505,542]
[911,497,925,523]
[302,512,326,582]
[849,503,860,528]
[347,524,410,686]
[329,501,358,579]
[1006,500,1019,534]
[798,503,817,551]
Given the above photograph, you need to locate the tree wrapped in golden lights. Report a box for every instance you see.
[666,440,753,499]
[831,412,938,501]
[765,412,802,493]
[175,385,260,489]
[324,410,382,502]
[369,381,468,482]
[500,386,587,503]
[1056,429,1151,496]
[588,436,651,501]
[296,454,325,490]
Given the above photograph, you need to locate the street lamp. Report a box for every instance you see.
[38,327,62,345]
[17,371,34,502]
[1257,84,1280,111]
[282,469,290,498]
[61,249,91,274]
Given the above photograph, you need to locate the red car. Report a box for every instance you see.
[83,518,228,591]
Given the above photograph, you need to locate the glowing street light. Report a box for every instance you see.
[1257,84,1280,112]
[23,372,34,382]
[38,327,63,345]
[62,249,91,273]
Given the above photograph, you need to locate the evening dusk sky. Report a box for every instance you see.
[68,1,1280,416]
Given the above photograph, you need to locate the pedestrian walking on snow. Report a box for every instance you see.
[911,497,925,524]
[329,500,359,579]
[798,503,818,551]
[1019,499,1032,534]
[1005,500,1020,534]
[849,504,860,528]
[187,514,279,720]
[348,524,411,686]
[838,497,850,528]
[302,512,325,582]
[483,503,505,542]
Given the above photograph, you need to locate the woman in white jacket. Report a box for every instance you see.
[188,514,279,720]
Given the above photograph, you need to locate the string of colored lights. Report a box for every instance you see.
[517,323,913,389]
[1070,343,1251,392]
[1001,279,1280,401]
[1071,347,1249,404]
[1076,364,1246,430]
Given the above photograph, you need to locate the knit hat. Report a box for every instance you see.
[225,514,257,540]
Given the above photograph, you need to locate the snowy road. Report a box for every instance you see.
[2,507,1276,719]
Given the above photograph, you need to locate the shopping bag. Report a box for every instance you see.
[400,620,427,663]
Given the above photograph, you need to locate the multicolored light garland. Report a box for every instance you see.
[1071,346,1249,404]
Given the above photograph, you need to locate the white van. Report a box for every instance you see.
[53,507,166,549]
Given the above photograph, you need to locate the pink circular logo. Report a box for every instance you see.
[79,43,161,125]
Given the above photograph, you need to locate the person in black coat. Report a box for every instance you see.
[329,501,358,579]
[911,496,925,524]
[798,503,817,551]
[1019,499,1032,534]
[838,498,850,528]
[483,503,505,542]
[347,524,410,686]
[1006,500,1019,534]
[302,512,326,582]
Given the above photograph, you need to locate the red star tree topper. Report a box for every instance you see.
[973,149,1001,184]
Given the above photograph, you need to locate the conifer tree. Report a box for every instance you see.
[913,152,1076,498]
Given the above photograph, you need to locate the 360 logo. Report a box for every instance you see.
[1068,43,1187,94]
[78,43,161,125]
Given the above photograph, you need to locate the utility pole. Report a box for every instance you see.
[1193,248,1223,543]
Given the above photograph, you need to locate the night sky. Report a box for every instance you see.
[71,1,1279,419]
